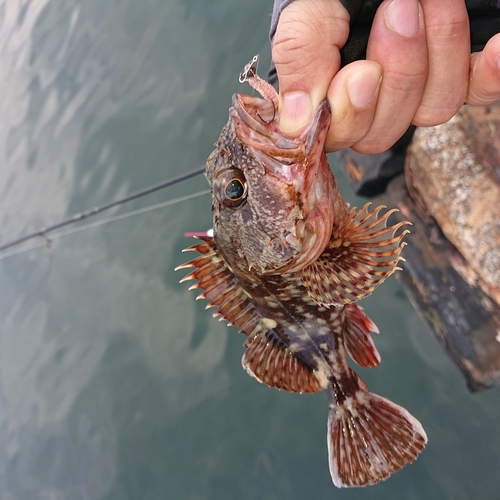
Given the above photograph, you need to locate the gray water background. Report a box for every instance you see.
[0,0,499,498]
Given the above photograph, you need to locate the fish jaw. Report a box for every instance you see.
[230,95,336,273]
[231,93,305,164]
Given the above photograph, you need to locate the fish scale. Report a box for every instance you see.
[177,58,426,488]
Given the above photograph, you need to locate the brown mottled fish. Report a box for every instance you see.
[176,57,427,487]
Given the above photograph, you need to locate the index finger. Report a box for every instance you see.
[272,0,350,134]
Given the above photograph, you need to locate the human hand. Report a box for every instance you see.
[272,0,500,153]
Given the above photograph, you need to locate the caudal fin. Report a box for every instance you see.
[327,388,427,488]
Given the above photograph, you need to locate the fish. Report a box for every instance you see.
[176,57,427,488]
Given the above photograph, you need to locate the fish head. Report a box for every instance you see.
[206,93,337,274]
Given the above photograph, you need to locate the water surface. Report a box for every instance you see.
[0,0,499,498]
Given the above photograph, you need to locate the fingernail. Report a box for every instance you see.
[279,92,313,134]
[496,53,500,70]
[385,0,419,37]
[347,66,382,108]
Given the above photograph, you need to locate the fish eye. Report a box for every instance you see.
[225,179,245,200]
[214,168,248,208]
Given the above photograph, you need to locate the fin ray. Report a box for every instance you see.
[344,304,381,368]
[177,236,323,394]
[302,203,410,306]
[242,330,325,394]
[176,237,260,335]
[327,386,427,487]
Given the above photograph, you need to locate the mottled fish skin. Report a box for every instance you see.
[177,65,426,488]
[207,93,340,275]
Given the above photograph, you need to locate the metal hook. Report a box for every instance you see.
[239,55,259,84]
[256,100,276,124]
[238,54,277,123]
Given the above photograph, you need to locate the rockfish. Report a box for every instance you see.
[176,58,427,487]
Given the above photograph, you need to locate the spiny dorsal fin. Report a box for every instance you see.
[328,385,427,487]
[176,236,260,334]
[301,203,410,307]
[344,303,381,368]
[176,237,323,394]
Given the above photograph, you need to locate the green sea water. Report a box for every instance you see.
[0,0,499,498]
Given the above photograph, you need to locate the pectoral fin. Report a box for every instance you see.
[301,203,410,307]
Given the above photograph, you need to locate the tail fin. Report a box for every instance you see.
[327,388,427,488]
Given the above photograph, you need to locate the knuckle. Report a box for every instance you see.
[413,90,466,126]
[421,0,468,31]
[272,0,349,72]
[413,107,457,127]
[352,136,395,154]
[384,69,427,94]
[423,3,469,49]
[326,126,368,151]
[466,87,500,106]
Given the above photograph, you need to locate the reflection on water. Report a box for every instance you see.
[0,0,499,498]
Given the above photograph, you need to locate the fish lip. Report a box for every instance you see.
[231,94,274,140]
[231,93,304,162]
[231,94,331,156]
[231,94,331,174]
[302,98,331,155]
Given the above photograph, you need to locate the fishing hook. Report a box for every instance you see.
[256,101,276,125]
[239,54,259,83]
[239,55,278,124]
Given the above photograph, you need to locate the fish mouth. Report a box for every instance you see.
[230,93,331,172]
[230,93,302,164]
[231,94,335,273]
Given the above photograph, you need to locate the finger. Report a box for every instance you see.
[467,33,500,106]
[272,0,350,135]
[325,61,383,151]
[413,0,469,126]
[353,0,428,153]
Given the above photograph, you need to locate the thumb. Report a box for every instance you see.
[272,0,350,134]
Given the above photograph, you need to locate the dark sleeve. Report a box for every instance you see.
[467,1,500,51]
[268,0,500,88]
[268,0,382,89]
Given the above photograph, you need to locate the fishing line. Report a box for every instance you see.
[0,166,205,253]
[1,57,263,257]
[0,188,210,261]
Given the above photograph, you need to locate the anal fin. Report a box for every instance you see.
[301,203,410,307]
[327,385,427,488]
[344,303,381,368]
[243,330,325,394]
